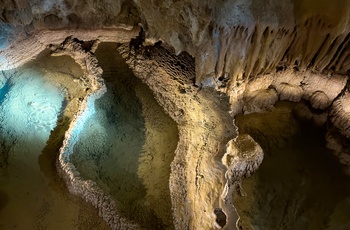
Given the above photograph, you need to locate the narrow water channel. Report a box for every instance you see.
[71,43,178,229]
[234,101,350,230]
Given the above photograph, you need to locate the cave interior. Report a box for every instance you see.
[1,1,350,230]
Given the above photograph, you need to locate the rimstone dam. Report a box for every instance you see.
[1,1,350,229]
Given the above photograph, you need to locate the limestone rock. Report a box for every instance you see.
[243,89,278,114]
[230,68,348,116]
[134,0,350,86]
[309,91,330,110]
[3,0,350,86]
[1,0,140,29]
[302,73,348,109]
[330,91,350,139]
[275,82,303,102]
[2,1,350,229]
[221,134,263,229]
[0,28,139,70]
[55,38,141,230]
[326,127,350,173]
[118,43,238,230]
[223,134,264,180]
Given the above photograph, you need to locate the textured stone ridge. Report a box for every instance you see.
[227,68,348,116]
[118,43,238,229]
[0,28,139,70]
[330,91,350,139]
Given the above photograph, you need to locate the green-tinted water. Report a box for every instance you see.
[71,43,178,230]
[235,101,350,230]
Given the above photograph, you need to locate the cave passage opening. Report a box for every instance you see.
[71,42,178,230]
[234,101,350,230]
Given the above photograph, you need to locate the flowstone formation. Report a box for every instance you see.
[1,0,350,230]
[118,43,237,229]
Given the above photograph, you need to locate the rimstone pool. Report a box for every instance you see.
[0,43,178,230]
[0,52,109,229]
[71,43,178,229]
[234,101,350,230]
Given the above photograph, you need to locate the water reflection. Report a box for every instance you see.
[234,101,350,230]
[71,43,178,229]
[0,53,109,230]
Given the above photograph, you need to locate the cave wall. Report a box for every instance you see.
[134,0,350,86]
[3,0,350,86]
[0,0,140,28]
[0,0,350,86]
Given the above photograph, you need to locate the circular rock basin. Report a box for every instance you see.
[234,101,350,230]
[71,43,178,229]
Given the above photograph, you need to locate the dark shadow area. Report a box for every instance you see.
[234,101,350,230]
[0,190,8,211]
[214,208,227,228]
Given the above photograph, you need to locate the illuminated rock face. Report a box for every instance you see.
[3,1,350,81]
[1,1,350,230]
[2,1,350,87]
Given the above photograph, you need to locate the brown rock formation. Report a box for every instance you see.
[222,134,264,229]
[117,43,237,229]
[1,0,350,229]
[330,91,350,139]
